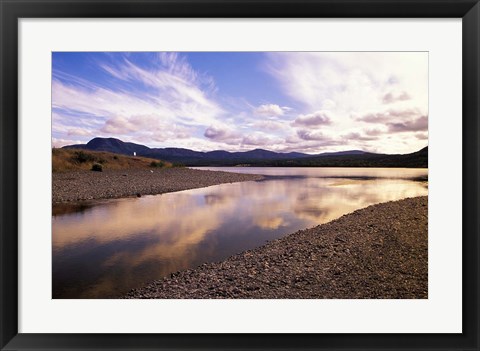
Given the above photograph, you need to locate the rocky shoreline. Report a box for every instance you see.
[125,196,428,299]
[52,168,263,203]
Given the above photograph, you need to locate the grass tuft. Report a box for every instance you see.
[150,161,166,168]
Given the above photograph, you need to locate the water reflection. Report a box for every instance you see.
[52,168,428,298]
[192,166,428,179]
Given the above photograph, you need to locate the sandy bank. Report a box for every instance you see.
[125,196,428,299]
[52,168,263,203]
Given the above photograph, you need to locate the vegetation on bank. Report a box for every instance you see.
[52,148,172,172]
[154,147,428,168]
[258,147,428,168]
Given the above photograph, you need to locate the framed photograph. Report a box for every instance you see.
[1,0,478,350]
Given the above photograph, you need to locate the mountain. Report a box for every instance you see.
[62,137,428,168]
[63,138,313,164]
[146,148,314,165]
[63,137,150,155]
[265,146,428,168]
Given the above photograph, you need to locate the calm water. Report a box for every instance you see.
[52,167,428,298]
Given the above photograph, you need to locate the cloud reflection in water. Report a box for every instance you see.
[52,168,427,298]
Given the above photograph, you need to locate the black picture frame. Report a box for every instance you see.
[1,0,479,350]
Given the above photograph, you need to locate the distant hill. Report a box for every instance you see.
[63,137,313,165]
[62,137,428,168]
[264,147,428,168]
[64,137,150,155]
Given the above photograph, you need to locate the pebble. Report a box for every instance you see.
[124,196,428,299]
[53,168,263,203]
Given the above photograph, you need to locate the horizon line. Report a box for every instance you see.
[57,137,428,156]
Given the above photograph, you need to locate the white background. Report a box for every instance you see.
[18,19,462,333]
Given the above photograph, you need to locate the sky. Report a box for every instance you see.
[52,52,428,154]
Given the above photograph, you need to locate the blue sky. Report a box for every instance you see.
[52,52,428,154]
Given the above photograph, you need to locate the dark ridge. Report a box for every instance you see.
[62,137,428,168]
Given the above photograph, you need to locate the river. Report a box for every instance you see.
[52,167,427,298]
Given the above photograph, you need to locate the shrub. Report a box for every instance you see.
[73,150,95,163]
[91,163,103,172]
[150,161,165,168]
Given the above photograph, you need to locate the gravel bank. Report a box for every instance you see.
[53,168,263,203]
[125,196,428,299]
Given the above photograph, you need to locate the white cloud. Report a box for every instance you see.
[364,128,384,136]
[264,52,428,153]
[297,129,326,141]
[254,104,290,117]
[252,120,287,131]
[382,91,411,104]
[52,137,84,148]
[53,53,225,147]
[322,99,336,109]
[67,128,92,137]
[292,110,333,127]
[265,52,427,114]
[342,132,377,142]
[357,107,422,124]
[280,136,341,153]
[101,116,137,134]
[387,116,428,133]
[204,125,241,142]
[415,132,428,140]
[242,132,281,147]
[99,114,193,142]
[52,52,428,155]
